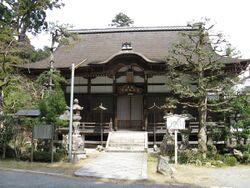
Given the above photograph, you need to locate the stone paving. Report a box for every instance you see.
[74,152,147,180]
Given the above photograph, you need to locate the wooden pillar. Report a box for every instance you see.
[31,125,34,162]
[87,77,91,121]
[113,75,117,130]
[144,74,148,131]
[100,110,103,146]
[51,138,54,163]
[87,77,91,94]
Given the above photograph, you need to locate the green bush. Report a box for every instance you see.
[211,160,224,167]
[241,152,250,164]
[39,89,66,124]
[2,145,15,158]
[55,118,68,127]
[224,156,237,166]
[56,148,67,155]
[178,149,204,164]
[20,153,30,161]
[33,151,64,162]
[236,144,249,153]
[207,144,217,158]
[214,154,224,161]
[178,151,189,164]
[221,148,230,155]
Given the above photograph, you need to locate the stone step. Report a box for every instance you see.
[109,139,145,144]
[109,143,145,147]
[106,131,148,152]
[110,137,145,139]
[109,138,145,141]
[109,140,145,144]
[109,141,145,144]
[108,147,146,152]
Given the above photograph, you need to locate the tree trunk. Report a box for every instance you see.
[0,90,5,159]
[198,97,208,158]
[17,24,28,42]
[2,144,6,159]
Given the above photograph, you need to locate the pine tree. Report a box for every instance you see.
[110,12,134,27]
[166,20,240,157]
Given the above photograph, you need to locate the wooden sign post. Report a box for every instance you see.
[31,124,54,163]
[164,114,188,165]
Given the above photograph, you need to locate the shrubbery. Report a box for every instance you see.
[236,144,249,153]
[33,150,66,162]
[178,149,204,165]
[178,148,250,166]
[241,152,250,164]
[207,144,217,159]
[223,155,237,166]
[0,145,15,158]
[214,153,224,161]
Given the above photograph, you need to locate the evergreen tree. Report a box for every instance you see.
[166,20,239,157]
[110,12,134,27]
[2,0,64,41]
[36,66,67,124]
[0,0,64,158]
[228,87,250,142]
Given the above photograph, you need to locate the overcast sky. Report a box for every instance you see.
[30,0,250,58]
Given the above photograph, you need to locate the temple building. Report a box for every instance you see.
[18,26,249,146]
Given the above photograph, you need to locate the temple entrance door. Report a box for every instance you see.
[117,95,143,130]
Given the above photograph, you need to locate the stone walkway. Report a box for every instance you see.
[74,152,147,180]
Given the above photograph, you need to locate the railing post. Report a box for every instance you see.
[82,122,85,131]
[109,118,113,131]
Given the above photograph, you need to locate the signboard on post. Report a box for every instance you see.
[164,114,187,130]
[33,124,53,139]
[164,114,188,165]
[31,124,54,163]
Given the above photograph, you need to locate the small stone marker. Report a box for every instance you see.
[157,155,176,175]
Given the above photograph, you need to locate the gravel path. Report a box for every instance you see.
[206,166,250,188]
[173,165,250,188]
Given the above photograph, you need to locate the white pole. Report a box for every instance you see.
[175,130,178,165]
[68,63,75,162]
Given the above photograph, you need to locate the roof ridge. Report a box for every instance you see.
[69,26,197,34]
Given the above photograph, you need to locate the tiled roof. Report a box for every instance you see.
[69,26,196,34]
[19,26,239,70]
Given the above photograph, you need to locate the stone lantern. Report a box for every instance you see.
[161,104,176,115]
[72,98,83,134]
[71,98,86,162]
